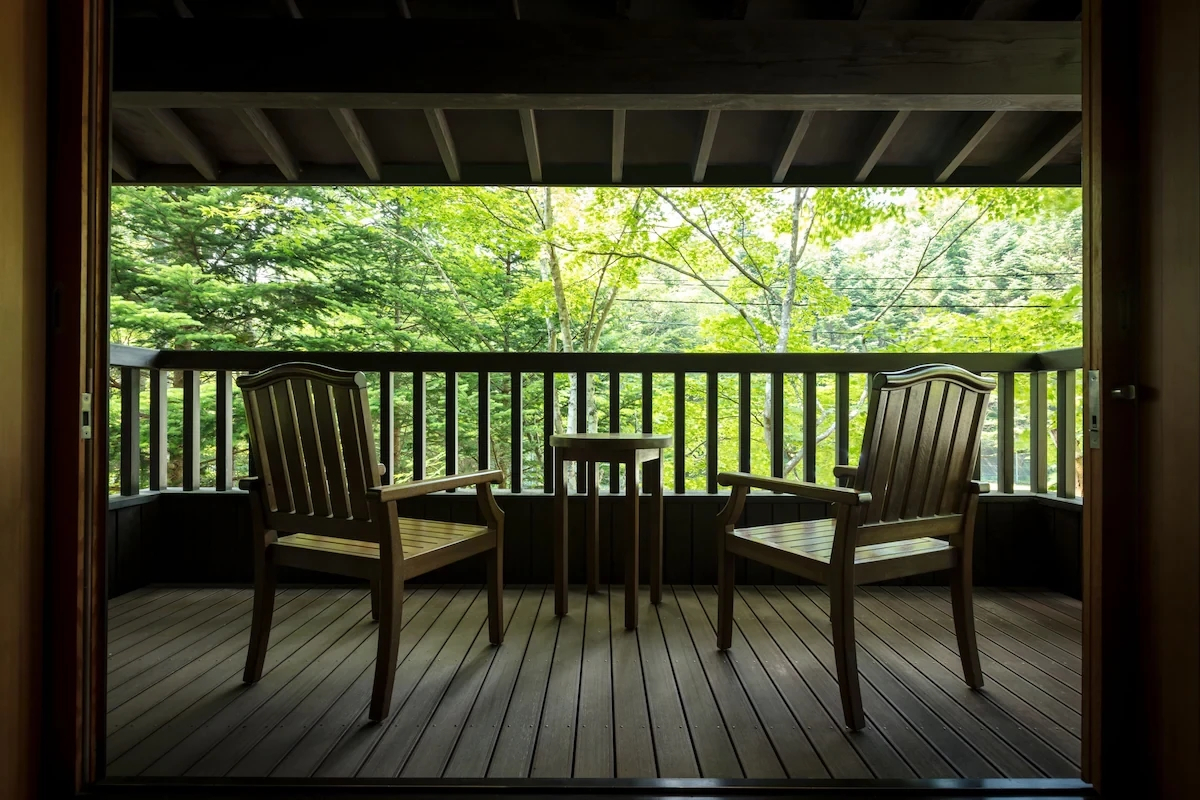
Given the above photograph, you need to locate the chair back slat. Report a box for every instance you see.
[239,363,379,526]
[854,365,994,526]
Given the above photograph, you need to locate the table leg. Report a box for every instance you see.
[650,455,664,605]
[554,448,568,616]
[586,461,599,593]
[625,456,640,629]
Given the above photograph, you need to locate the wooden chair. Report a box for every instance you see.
[237,363,504,721]
[715,364,994,730]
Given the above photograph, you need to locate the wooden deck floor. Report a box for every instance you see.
[104,584,1082,781]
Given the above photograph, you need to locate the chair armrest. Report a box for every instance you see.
[969,481,990,495]
[238,476,260,491]
[369,470,503,504]
[832,465,858,480]
[717,472,872,506]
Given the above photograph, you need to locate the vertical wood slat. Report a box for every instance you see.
[674,372,686,494]
[149,369,168,491]
[511,371,522,493]
[215,370,233,491]
[804,372,817,483]
[446,371,458,483]
[478,372,490,471]
[770,371,784,478]
[272,381,312,515]
[998,371,1016,494]
[312,383,350,518]
[182,370,201,491]
[576,371,587,493]
[738,372,751,473]
[543,371,554,493]
[642,372,653,432]
[378,370,394,484]
[333,386,371,518]
[120,367,141,496]
[610,371,620,493]
[836,372,850,472]
[920,383,962,517]
[293,379,332,516]
[1057,369,1077,499]
[706,371,718,494]
[1030,370,1049,494]
[412,371,425,481]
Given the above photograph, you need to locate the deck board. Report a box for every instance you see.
[106,585,1082,780]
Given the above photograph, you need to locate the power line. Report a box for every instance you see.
[612,298,1064,309]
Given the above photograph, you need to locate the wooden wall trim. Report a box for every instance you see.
[0,1,46,797]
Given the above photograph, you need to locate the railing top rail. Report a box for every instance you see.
[109,345,1083,374]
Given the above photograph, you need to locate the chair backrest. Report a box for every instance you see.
[238,363,380,534]
[852,364,995,525]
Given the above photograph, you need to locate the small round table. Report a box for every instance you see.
[550,432,673,630]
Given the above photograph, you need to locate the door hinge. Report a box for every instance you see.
[81,392,93,440]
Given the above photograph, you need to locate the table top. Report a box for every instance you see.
[549,432,673,451]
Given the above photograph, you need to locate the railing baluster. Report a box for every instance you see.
[642,372,653,433]
[771,371,784,478]
[182,370,200,491]
[446,371,458,485]
[836,372,850,472]
[804,372,817,483]
[576,371,587,493]
[738,372,751,473]
[478,371,490,471]
[543,371,554,494]
[998,371,1015,494]
[412,371,425,481]
[1030,370,1048,494]
[674,372,685,494]
[511,371,522,493]
[120,366,141,496]
[215,370,233,491]
[1057,370,1076,499]
[609,371,620,493]
[378,370,393,483]
[149,369,167,491]
[706,371,718,494]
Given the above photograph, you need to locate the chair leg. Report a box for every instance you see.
[487,542,504,645]
[830,577,865,730]
[717,544,736,650]
[243,547,276,684]
[370,578,380,622]
[369,567,404,722]
[951,559,985,689]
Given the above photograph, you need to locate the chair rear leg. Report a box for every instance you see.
[830,577,865,730]
[717,545,736,650]
[370,567,404,722]
[243,547,277,684]
[951,559,984,689]
[487,543,504,645]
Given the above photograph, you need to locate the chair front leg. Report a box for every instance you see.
[715,485,747,651]
[369,578,380,622]
[829,571,865,731]
[370,563,404,722]
[243,538,277,684]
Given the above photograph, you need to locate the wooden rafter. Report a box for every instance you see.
[612,110,626,183]
[172,0,193,18]
[330,108,381,181]
[935,110,1005,183]
[693,110,721,183]
[772,110,815,183]
[235,108,299,181]
[855,110,909,182]
[519,109,541,183]
[424,108,460,182]
[111,139,137,181]
[147,108,217,181]
[1017,117,1082,183]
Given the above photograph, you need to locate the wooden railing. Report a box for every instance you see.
[108,345,1083,501]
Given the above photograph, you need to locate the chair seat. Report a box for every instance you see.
[274,517,491,577]
[732,518,952,564]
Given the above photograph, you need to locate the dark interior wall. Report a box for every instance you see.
[106,491,1083,598]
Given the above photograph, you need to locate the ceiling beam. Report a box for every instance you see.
[146,108,217,180]
[111,139,137,181]
[330,108,381,181]
[172,0,193,18]
[424,108,460,182]
[855,110,909,182]
[612,110,625,183]
[772,110,815,183]
[1017,117,1082,183]
[934,110,1005,183]
[519,109,541,183]
[693,110,721,183]
[235,107,299,181]
[112,20,1082,112]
